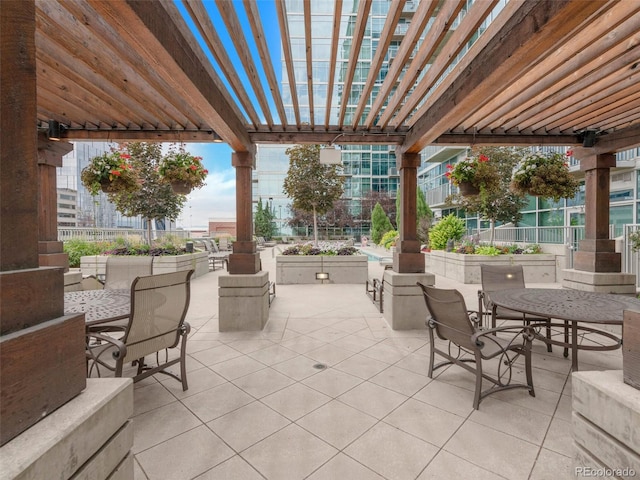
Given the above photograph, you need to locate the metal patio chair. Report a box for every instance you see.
[86,270,194,390]
[418,283,535,409]
[104,255,153,290]
[478,264,554,352]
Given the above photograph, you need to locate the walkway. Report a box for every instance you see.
[120,246,620,480]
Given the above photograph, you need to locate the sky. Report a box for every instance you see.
[174,1,281,230]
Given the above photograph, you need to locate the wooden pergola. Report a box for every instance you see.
[1,0,640,445]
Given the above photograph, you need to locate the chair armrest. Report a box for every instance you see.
[86,332,127,360]
[471,325,535,350]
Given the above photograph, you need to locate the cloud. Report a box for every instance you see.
[177,167,236,229]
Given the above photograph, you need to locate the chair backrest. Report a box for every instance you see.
[217,238,228,250]
[418,283,476,351]
[104,256,154,290]
[122,269,193,363]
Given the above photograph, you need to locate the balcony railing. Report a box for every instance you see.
[58,227,190,242]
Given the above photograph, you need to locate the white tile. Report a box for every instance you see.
[132,402,201,454]
[417,451,503,480]
[160,366,227,399]
[338,381,407,419]
[136,425,233,480]
[241,424,338,480]
[334,353,390,379]
[542,417,574,457]
[272,355,324,381]
[344,422,438,480]
[247,344,299,366]
[369,365,431,396]
[444,421,539,480]
[194,455,264,480]
[529,448,574,480]
[307,453,384,480]
[190,344,243,366]
[297,400,377,449]
[207,401,290,452]
[280,335,327,354]
[226,339,275,354]
[413,381,475,418]
[182,382,254,423]
[209,355,266,380]
[305,343,355,366]
[232,367,295,398]
[133,382,175,416]
[302,368,364,398]
[384,398,465,447]
[261,383,331,420]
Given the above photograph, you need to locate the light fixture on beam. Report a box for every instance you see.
[581,129,597,147]
[48,120,62,141]
[212,131,223,143]
[319,146,341,164]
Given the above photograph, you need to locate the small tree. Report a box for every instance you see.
[371,202,393,244]
[429,214,466,250]
[396,188,433,245]
[255,198,276,240]
[448,146,528,244]
[107,142,187,244]
[361,190,396,228]
[283,145,345,245]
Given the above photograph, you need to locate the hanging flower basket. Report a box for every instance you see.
[511,150,579,201]
[458,181,480,196]
[170,181,192,194]
[81,151,139,196]
[159,149,208,193]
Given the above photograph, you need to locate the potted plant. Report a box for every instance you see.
[445,153,495,195]
[158,149,208,194]
[80,151,139,195]
[510,150,579,201]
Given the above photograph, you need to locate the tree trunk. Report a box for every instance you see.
[312,204,318,246]
[489,218,496,245]
[146,218,153,245]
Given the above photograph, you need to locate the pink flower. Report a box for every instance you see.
[110,170,121,176]
[120,153,131,159]
[446,164,453,170]
[479,154,489,162]
[189,165,197,171]
[566,149,573,157]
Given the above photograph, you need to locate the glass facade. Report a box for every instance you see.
[57,142,144,229]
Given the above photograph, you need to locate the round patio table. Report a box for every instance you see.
[488,288,640,371]
[64,289,130,326]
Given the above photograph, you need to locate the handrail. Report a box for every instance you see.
[58,227,190,242]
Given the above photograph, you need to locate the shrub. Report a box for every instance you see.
[63,239,104,268]
[380,230,399,249]
[280,241,359,256]
[429,214,465,250]
[474,245,502,256]
[371,202,393,244]
[523,243,543,254]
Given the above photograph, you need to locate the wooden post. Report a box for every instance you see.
[228,151,260,274]
[38,133,73,271]
[573,152,620,272]
[393,152,425,273]
[0,0,85,446]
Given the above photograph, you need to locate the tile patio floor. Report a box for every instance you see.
[109,246,622,480]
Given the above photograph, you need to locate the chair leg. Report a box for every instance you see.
[563,320,569,358]
[427,328,435,378]
[546,320,552,353]
[473,351,483,410]
[524,345,535,397]
[179,330,189,391]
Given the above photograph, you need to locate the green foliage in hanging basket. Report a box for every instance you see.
[80,150,139,196]
[511,150,579,201]
[158,149,208,190]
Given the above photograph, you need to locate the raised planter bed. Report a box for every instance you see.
[80,252,209,279]
[426,250,556,284]
[276,255,368,284]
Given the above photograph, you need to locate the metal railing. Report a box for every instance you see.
[58,227,190,242]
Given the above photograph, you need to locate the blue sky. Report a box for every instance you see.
[174,1,280,230]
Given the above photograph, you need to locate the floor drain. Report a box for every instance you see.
[313,363,327,370]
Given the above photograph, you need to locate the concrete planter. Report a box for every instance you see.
[276,255,368,284]
[426,250,556,284]
[80,252,209,279]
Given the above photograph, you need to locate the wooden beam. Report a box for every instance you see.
[403,0,609,153]
[249,130,406,145]
[388,0,499,128]
[243,0,288,126]
[469,2,640,132]
[378,0,466,128]
[93,0,252,151]
[430,133,581,146]
[350,0,406,130]
[184,1,261,127]
[215,0,273,127]
[276,0,300,128]
[324,0,343,127]
[363,0,437,128]
[337,0,372,128]
[303,0,314,128]
[575,123,640,154]
[63,129,225,143]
